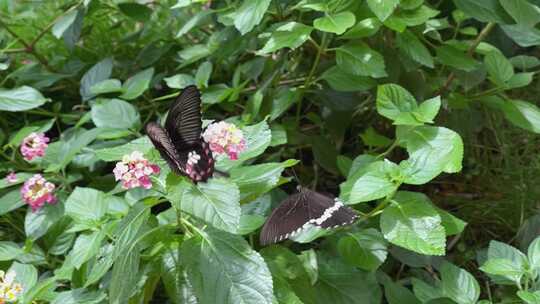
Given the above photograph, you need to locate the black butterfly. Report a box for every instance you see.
[145,85,215,183]
[260,187,358,245]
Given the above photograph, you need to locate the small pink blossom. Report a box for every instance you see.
[5,172,17,184]
[113,151,160,189]
[202,121,246,160]
[20,132,49,161]
[20,174,56,212]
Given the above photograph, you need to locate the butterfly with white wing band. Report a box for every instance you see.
[260,187,358,245]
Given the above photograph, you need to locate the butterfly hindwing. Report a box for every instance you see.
[145,122,186,175]
[259,188,358,246]
[165,85,202,151]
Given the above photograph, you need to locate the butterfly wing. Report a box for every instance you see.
[259,188,358,246]
[145,122,186,175]
[165,85,202,151]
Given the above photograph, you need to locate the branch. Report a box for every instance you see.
[437,22,496,95]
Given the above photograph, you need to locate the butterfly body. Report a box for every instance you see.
[260,187,358,245]
[145,86,214,183]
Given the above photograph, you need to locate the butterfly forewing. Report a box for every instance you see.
[145,122,186,175]
[165,85,202,151]
[259,188,358,246]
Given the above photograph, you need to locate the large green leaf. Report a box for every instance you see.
[491,99,540,133]
[396,30,434,68]
[168,177,241,233]
[91,98,140,129]
[64,230,106,269]
[380,191,446,255]
[44,128,101,172]
[80,58,113,101]
[0,188,25,215]
[0,86,49,112]
[51,288,106,304]
[120,68,154,100]
[0,241,23,261]
[8,119,54,147]
[8,262,38,303]
[94,136,152,161]
[336,43,387,78]
[453,0,512,23]
[379,273,421,304]
[440,262,480,304]
[436,45,478,72]
[528,236,540,271]
[484,51,514,85]
[341,18,381,39]
[314,254,381,304]
[25,202,64,240]
[234,0,272,35]
[501,24,540,47]
[161,248,198,304]
[118,2,152,21]
[321,66,376,92]
[337,229,388,271]
[500,0,540,27]
[258,22,313,54]
[397,125,463,184]
[65,187,107,223]
[340,160,399,204]
[313,11,356,35]
[181,228,274,304]
[52,9,78,39]
[367,0,399,21]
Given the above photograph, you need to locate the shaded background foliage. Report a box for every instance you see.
[0,0,540,303]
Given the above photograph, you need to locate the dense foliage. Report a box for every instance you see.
[0,0,540,303]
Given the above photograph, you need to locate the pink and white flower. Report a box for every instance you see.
[4,172,17,184]
[20,174,56,212]
[20,132,49,161]
[202,121,246,160]
[0,270,23,303]
[113,151,160,189]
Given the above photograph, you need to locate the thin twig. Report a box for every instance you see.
[437,22,496,95]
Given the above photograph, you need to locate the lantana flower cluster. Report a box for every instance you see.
[20,132,49,161]
[4,172,17,184]
[113,151,160,189]
[202,121,246,160]
[0,270,23,303]
[20,174,57,212]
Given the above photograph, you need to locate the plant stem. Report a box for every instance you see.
[437,22,496,95]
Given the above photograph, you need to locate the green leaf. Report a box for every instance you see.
[168,178,241,233]
[367,0,400,21]
[480,258,525,281]
[8,262,38,302]
[379,273,421,304]
[51,288,106,304]
[118,2,152,22]
[484,51,514,85]
[506,72,534,88]
[0,241,23,261]
[436,45,478,72]
[65,230,106,269]
[492,99,540,133]
[360,127,392,148]
[65,187,107,223]
[385,5,440,31]
[453,0,511,23]
[0,189,25,215]
[120,68,154,100]
[43,128,101,172]
[437,208,467,236]
[341,18,382,39]
[518,291,540,304]
[313,11,356,35]
[230,159,298,203]
[269,87,300,121]
[336,42,387,78]
[482,240,527,283]
[0,86,49,112]
[527,236,540,270]
[89,79,123,95]
[94,136,152,161]
[321,65,376,92]
[501,24,540,47]
[380,191,446,255]
[160,248,198,304]
[8,119,54,147]
[195,61,212,88]
[234,0,272,35]
[52,9,78,39]
[109,247,140,304]
[396,30,434,68]
[510,55,540,70]
[398,125,464,184]
[411,278,444,303]
[377,84,440,125]
[181,228,273,304]
[80,58,113,101]
[215,120,272,171]
[341,160,399,204]
[338,229,388,271]
[201,84,232,104]
[314,254,381,304]
[25,202,64,240]
[258,22,313,54]
[500,0,540,27]
[91,98,140,129]
[164,74,196,89]
[440,262,480,304]
[177,10,212,38]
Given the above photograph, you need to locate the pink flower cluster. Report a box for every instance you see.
[0,270,23,303]
[20,132,49,161]
[113,151,160,189]
[202,121,246,160]
[5,172,17,184]
[21,174,57,212]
